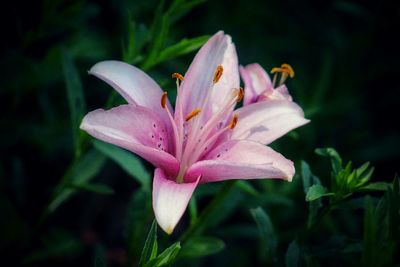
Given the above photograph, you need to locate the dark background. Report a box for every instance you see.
[1,0,399,266]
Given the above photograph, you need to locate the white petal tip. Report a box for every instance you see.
[161,224,175,235]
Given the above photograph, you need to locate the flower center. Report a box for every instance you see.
[161,66,242,183]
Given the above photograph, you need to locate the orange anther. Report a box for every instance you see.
[213,65,224,84]
[172,72,184,81]
[185,108,201,121]
[161,91,168,108]
[229,114,239,129]
[237,87,244,103]
[281,63,295,78]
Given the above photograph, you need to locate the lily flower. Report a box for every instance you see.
[240,63,295,105]
[80,31,309,234]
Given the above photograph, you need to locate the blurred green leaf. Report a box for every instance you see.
[141,0,207,70]
[301,161,323,226]
[122,13,138,63]
[168,0,207,23]
[126,189,152,266]
[139,220,158,267]
[362,196,377,267]
[301,160,322,192]
[354,162,374,188]
[180,181,240,241]
[387,176,400,240]
[142,0,169,70]
[68,182,114,195]
[188,196,198,225]
[93,140,151,190]
[306,184,334,201]
[62,48,86,156]
[23,230,83,263]
[358,182,390,192]
[315,147,343,175]
[236,180,260,196]
[144,242,181,267]
[250,207,277,262]
[93,244,107,267]
[181,236,225,258]
[285,240,301,267]
[156,35,209,64]
[48,149,106,212]
[122,13,148,64]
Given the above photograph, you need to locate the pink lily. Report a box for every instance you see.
[80,31,309,234]
[240,63,295,105]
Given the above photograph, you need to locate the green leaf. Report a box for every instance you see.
[168,0,206,22]
[23,230,83,263]
[126,189,152,265]
[305,184,334,201]
[156,35,209,64]
[358,182,390,192]
[236,180,260,196]
[93,245,107,267]
[301,161,323,226]
[122,13,137,63]
[142,0,169,70]
[250,207,277,262]
[144,242,181,267]
[139,220,158,267]
[62,48,86,156]
[188,196,198,225]
[362,196,378,267]
[355,162,374,187]
[180,236,225,258]
[301,160,322,192]
[315,147,343,175]
[122,13,148,64]
[68,182,114,195]
[93,140,151,190]
[48,149,106,212]
[285,241,301,267]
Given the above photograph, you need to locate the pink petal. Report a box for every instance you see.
[186,140,295,183]
[275,84,293,101]
[152,168,200,234]
[258,84,293,102]
[178,31,239,120]
[232,100,309,145]
[208,36,239,118]
[89,61,171,122]
[240,63,272,105]
[80,104,179,176]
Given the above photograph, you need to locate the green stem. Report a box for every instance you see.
[180,180,237,242]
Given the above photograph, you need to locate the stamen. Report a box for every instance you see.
[237,87,244,103]
[172,72,184,81]
[161,91,168,108]
[185,108,201,121]
[229,114,239,129]
[213,65,224,84]
[281,63,295,78]
[271,63,295,77]
[271,63,295,87]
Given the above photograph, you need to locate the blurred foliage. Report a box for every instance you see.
[0,0,399,266]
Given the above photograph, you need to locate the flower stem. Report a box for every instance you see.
[180,180,237,242]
